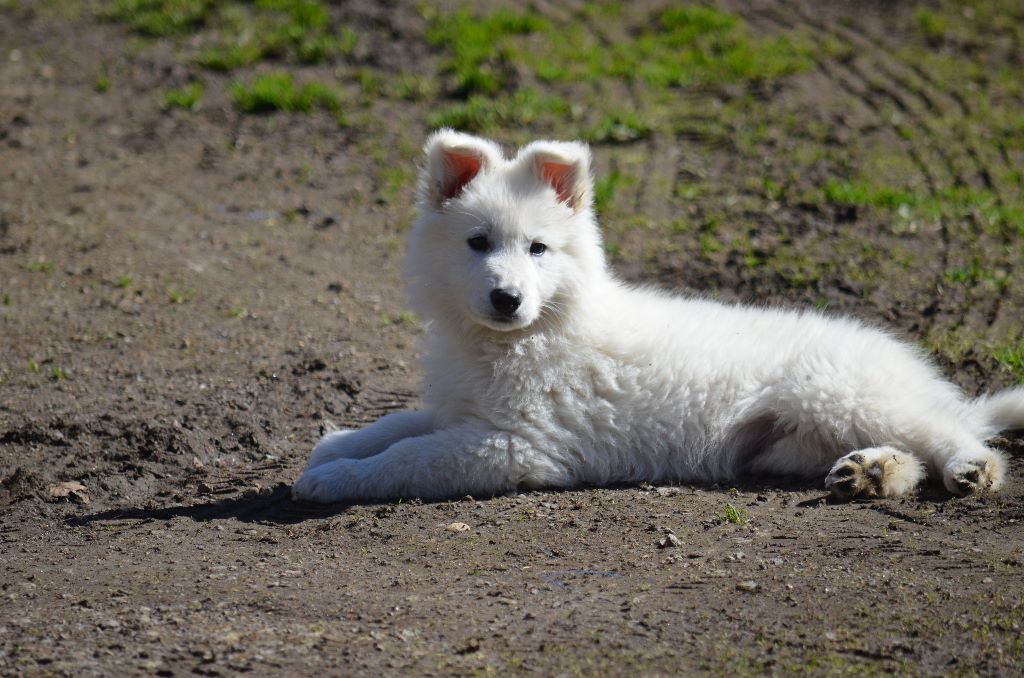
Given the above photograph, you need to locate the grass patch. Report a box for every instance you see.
[94,73,111,93]
[196,1,355,70]
[230,71,342,115]
[427,89,568,134]
[167,285,196,304]
[824,179,1024,237]
[593,168,623,216]
[101,0,214,36]
[824,178,916,210]
[425,7,548,96]
[162,82,203,110]
[944,258,1009,291]
[519,5,813,88]
[994,338,1024,383]
[584,111,652,144]
[23,260,54,273]
[720,503,750,526]
[103,1,355,68]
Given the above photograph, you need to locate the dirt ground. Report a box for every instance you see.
[2,1,1023,675]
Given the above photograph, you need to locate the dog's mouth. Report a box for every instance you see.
[473,309,532,332]
[490,311,518,323]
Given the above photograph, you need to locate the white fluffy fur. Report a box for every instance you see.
[292,131,1023,503]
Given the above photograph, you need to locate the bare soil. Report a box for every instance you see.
[2,1,1023,675]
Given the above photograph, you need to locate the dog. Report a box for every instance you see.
[292,130,1023,503]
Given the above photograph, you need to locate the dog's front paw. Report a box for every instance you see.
[305,429,358,470]
[825,447,924,500]
[943,454,1005,496]
[291,461,353,504]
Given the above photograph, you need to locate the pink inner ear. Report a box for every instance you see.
[540,161,578,208]
[441,151,483,201]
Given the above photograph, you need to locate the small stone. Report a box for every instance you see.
[656,532,681,548]
[736,580,759,592]
[445,522,471,533]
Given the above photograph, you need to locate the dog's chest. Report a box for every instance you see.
[470,338,638,431]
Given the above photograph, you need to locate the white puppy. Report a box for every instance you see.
[292,130,1023,503]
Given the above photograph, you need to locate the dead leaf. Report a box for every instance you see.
[47,480,90,504]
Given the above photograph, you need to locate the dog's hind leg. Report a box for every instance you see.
[824,419,1006,500]
[825,447,925,499]
[304,410,436,470]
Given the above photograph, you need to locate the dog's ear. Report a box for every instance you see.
[419,130,503,210]
[519,141,592,212]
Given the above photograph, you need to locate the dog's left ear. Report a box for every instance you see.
[519,141,592,212]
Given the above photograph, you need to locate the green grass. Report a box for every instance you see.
[913,7,948,43]
[593,169,623,216]
[720,503,750,526]
[230,71,342,115]
[425,7,548,96]
[94,73,111,93]
[162,82,203,110]
[103,0,354,68]
[427,89,568,134]
[515,5,813,88]
[994,338,1024,383]
[584,111,652,144]
[944,258,1009,291]
[167,285,196,304]
[824,178,916,210]
[196,1,355,70]
[824,178,1024,237]
[23,260,54,273]
[102,0,214,36]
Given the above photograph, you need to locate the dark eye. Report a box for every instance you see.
[529,242,547,256]
[467,235,489,252]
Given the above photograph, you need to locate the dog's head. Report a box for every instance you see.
[405,130,606,335]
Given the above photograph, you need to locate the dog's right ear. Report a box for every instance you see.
[418,130,503,210]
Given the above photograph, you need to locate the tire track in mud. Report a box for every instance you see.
[551,1,673,223]
[754,7,953,193]
[812,16,1013,335]
[829,18,1010,205]
[825,17,1019,337]
[746,5,1009,341]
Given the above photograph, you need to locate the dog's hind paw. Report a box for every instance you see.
[825,446,924,500]
[943,454,1005,496]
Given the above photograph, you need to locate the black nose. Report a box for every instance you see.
[490,288,522,316]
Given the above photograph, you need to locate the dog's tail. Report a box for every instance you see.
[970,387,1024,438]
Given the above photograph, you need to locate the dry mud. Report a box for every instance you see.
[2,1,1022,675]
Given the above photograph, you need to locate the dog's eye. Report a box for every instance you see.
[467,235,489,252]
[529,242,547,256]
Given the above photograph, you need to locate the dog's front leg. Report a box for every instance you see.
[303,410,437,471]
[292,424,557,503]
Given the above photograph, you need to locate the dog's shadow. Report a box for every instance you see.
[68,483,352,527]
[67,475,976,530]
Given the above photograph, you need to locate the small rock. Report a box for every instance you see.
[445,522,471,533]
[656,532,681,548]
[736,580,759,592]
